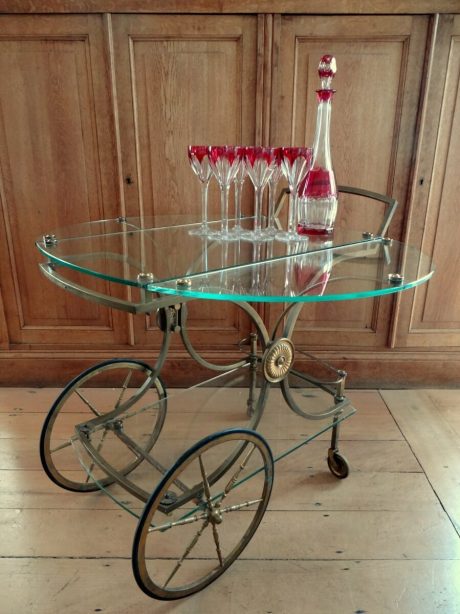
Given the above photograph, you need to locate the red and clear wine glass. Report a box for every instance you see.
[276,147,313,242]
[241,146,276,242]
[188,145,212,236]
[266,147,283,236]
[208,145,241,241]
[231,146,247,237]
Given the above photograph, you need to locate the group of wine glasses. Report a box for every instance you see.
[188,145,313,242]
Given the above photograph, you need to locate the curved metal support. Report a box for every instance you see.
[280,379,350,420]
[282,302,306,341]
[337,185,398,238]
[275,185,397,239]
[234,300,270,349]
[270,302,304,342]
[179,300,270,372]
[267,301,351,420]
[38,261,189,314]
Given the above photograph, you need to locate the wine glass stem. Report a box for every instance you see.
[221,184,230,235]
[254,187,262,233]
[201,181,209,228]
[287,188,297,235]
[268,180,276,230]
[234,180,243,230]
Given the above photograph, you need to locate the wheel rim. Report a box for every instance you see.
[133,429,273,600]
[40,360,166,492]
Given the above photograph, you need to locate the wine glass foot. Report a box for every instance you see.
[275,231,309,243]
[208,230,240,242]
[239,230,275,243]
[189,224,211,237]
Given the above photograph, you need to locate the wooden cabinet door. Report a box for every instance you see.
[395,15,460,349]
[270,15,428,350]
[111,14,261,354]
[0,15,129,348]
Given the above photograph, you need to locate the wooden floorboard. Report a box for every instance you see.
[0,387,459,613]
[381,389,460,535]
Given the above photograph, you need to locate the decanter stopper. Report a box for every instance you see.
[318,54,337,89]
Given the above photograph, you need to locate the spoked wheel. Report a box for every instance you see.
[133,428,274,600]
[40,359,167,492]
[327,448,349,479]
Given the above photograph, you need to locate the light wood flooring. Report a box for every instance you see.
[0,387,459,613]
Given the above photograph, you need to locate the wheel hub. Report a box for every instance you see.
[208,507,223,524]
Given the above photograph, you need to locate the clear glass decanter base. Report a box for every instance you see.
[297,195,338,235]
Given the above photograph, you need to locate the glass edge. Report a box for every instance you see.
[147,269,434,304]
[36,242,141,288]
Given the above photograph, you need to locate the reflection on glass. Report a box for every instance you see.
[294,236,333,296]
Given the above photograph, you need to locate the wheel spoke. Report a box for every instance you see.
[114,370,133,409]
[148,510,208,533]
[50,438,76,454]
[75,390,101,417]
[198,454,224,565]
[163,519,209,588]
[222,443,257,498]
[211,523,224,567]
[219,498,263,515]
[198,455,213,504]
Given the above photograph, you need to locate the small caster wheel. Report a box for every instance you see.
[327,448,349,479]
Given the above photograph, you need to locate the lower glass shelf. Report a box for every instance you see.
[52,363,357,519]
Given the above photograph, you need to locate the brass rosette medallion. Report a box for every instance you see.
[262,338,295,383]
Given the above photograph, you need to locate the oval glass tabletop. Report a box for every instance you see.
[36,216,434,304]
[146,239,433,303]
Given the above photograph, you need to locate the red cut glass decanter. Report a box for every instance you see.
[298,55,338,235]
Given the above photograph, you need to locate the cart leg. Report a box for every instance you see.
[247,333,259,417]
[327,370,350,479]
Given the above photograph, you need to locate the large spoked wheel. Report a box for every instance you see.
[40,359,167,492]
[133,428,274,600]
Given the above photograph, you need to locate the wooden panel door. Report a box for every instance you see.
[111,14,261,354]
[269,15,428,349]
[0,15,129,349]
[395,15,460,349]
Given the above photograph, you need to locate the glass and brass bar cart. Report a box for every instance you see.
[36,187,433,601]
